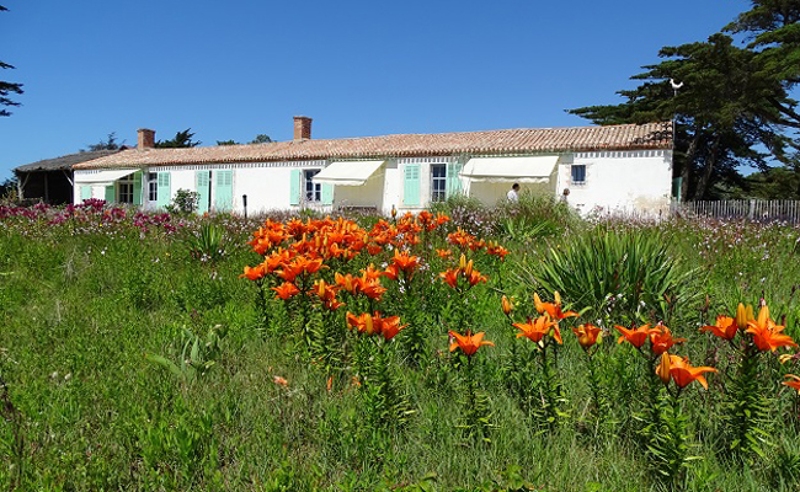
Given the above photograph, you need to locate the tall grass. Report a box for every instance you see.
[0,204,798,490]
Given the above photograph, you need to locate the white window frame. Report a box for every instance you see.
[430,163,447,203]
[304,169,322,203]
[147,172,158,202]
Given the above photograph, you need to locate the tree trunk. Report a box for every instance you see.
[694,134,721,200]
[681,124,702,201]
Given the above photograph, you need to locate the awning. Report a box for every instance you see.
[312,160,385,186]
[74,169,137,186]
[460,156,559,183]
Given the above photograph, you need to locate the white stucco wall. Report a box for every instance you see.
[555,150,672,217]
[74,149,672,218]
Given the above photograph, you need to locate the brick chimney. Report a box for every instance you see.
[293,116,312,140]
[138,128,156,150]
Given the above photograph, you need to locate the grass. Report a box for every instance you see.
[0,201,799,490]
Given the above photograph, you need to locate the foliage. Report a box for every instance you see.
[0,6,23,117]
[517,225,701,325]
[166,188,200,215]
[156,128,201,148]
[216,139,239,146]
[570,1,800,200]
[146,324,227,385]
[250,134,273,144]
[184,222,226,263]
[1,202,800,490]
[85,132,122,151]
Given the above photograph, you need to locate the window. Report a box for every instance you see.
[118,175,134,204]
[571,164,586,185]
[304,169,321,202]
[430,164,447,202]
[148,173,158,202]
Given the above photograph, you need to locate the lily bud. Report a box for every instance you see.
[656,353,672,385]
[735,303,753,330]
[365,314,374,336]
[501,295,513,316]
[459,253,467,271]
[464,259,474,278]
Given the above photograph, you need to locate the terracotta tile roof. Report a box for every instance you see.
[74,122,672,170]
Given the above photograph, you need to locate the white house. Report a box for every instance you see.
[72,116,673,216]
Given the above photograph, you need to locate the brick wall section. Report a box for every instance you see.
[138,128,156,150]
[293,116,312,140]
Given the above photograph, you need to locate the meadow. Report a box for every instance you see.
[0,196,799,491]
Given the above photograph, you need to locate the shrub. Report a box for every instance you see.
[515,226,702,325]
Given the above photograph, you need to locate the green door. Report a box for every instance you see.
[196,171,210,214]
[403,164,420,207]
[214,170,233,212]
[156,172,171,208]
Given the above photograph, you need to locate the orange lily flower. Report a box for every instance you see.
[448,330,494,357]
[746,305,798,352]
[513,314,561,344]
[656,353,717,390]
[378,315,408,341]
[359,279,387,301]
[360,264,383,282]
[486,241,510,260]
[700,315,739,341]
[272,282,300,300]
[615,323,658,349]
[346,312,376,335]
[335,272,360,294]
[391,249,420,274]
[572,323,602,350]
[272,376,289,387]
[436,248,453,259]
[240,263,267,281]
[533,292,578,321]
[439,268,460,289]
[783,374,800,394]
[465,269,488,286]
[649,323,686,355]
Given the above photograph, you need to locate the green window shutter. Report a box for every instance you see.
[156,172,172,208]
[403,164,420,207]
[214,170,234,212]
[80,185,92,201]
[196,171,210,214]
[132,171,143,206]
[289,169,302,206]
[321,183,334,205]
[104,185,115,203]
[446,162,463,198]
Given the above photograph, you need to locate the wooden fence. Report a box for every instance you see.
[674,199,800,224]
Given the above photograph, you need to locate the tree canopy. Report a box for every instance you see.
[569,0,800,200]
[156,128,201,148]
[85,132,123,151]
[0,6,23,117]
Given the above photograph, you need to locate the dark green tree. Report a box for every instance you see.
[156,128,201,148]
[250,134,273,144]
[726,0,800,181]
[0,6,23,117]
[85,132,122,151]
[569,1,800,200]
[216,139,239,146]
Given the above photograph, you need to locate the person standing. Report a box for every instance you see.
[507,183,520,202]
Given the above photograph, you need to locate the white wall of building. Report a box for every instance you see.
[556,150,672,217]
[74,150,673,218]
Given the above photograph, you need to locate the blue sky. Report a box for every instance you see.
[1,0,751,181]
